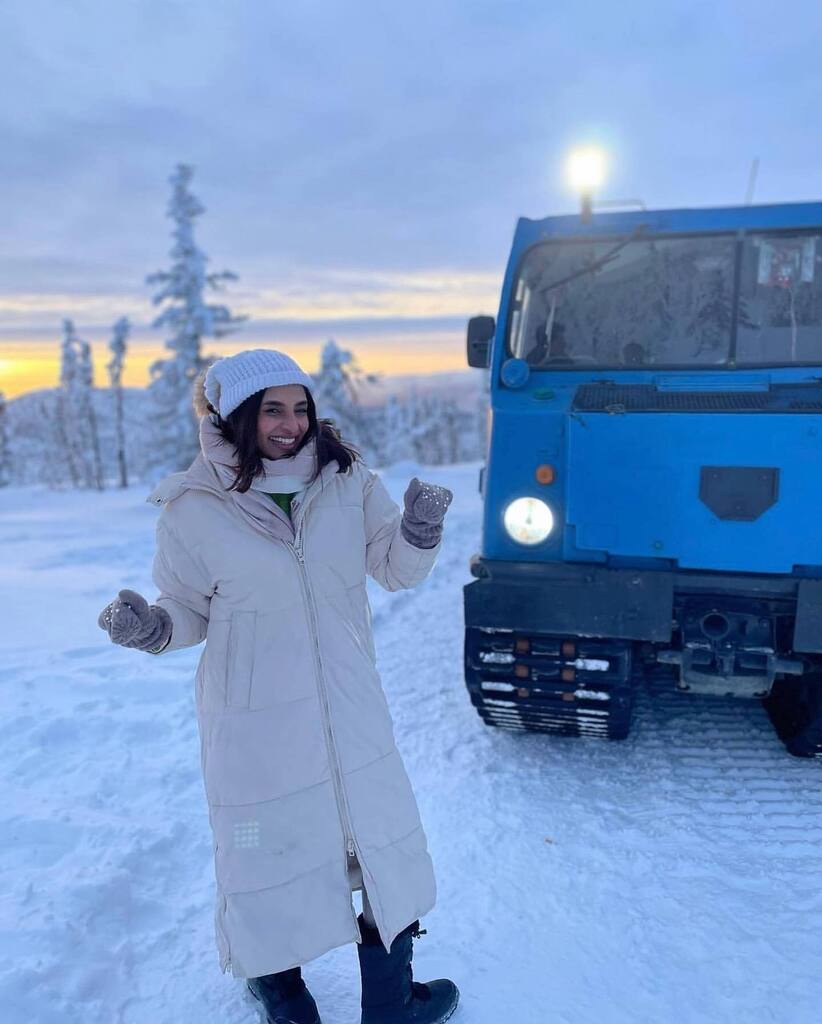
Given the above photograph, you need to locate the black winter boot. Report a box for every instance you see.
[247,967,322,1024]
[356,914,459,1024]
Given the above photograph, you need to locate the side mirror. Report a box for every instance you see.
[466,315,495,369]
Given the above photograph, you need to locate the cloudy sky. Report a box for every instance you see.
[3,0,822,395]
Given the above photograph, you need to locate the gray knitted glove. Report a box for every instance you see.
[98,589,173,654]
[400,477,453,549]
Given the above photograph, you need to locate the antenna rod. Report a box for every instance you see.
[745,157,760,205]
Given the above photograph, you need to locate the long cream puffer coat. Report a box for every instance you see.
[145,452,439,979]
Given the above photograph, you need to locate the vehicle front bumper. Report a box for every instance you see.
[464,556,822,653]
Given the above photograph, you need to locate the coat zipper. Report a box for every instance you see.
[286,536,363,941]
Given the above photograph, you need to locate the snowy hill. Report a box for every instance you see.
[1,467,820,1024]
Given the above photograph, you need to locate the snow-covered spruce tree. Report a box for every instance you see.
[107,316,130,488]
[58,320,104,489]
[312,340,379,462]
[0,390,9,487]
[57,321,82,488]
[76,335,104,490]
[146,164,245,472]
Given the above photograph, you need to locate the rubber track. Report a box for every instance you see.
[468,650,634,741]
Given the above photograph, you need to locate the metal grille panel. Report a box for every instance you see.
[573,383,822,413]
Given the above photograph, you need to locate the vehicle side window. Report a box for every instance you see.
[736,233,822,365]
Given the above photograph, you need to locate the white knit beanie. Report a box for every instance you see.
[204,349,315,418]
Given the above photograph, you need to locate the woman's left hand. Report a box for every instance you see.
[400,478,453,549]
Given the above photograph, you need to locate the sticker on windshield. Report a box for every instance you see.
[757,237,816,287]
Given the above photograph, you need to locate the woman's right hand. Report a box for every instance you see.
[98,589,173,653]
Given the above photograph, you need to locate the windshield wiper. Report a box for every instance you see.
[536,225,647,297]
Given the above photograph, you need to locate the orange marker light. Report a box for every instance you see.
[535,464,556,485]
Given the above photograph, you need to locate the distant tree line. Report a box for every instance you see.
[1,165,486,489]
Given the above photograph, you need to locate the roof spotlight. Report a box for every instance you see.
[566,146,607,222]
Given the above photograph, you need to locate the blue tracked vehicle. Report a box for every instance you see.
[464,201,822,757]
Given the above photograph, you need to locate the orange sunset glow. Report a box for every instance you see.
[0,334,468,399]
[0,268,498,399]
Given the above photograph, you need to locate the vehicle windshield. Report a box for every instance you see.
[509,231,822,368]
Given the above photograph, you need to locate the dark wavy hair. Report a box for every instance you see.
[212,386,360,493]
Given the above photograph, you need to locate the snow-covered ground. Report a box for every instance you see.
[1,465,820,1024]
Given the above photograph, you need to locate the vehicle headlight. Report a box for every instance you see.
[503,497,555,545]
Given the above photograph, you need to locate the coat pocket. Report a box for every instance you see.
[226,610,256,709]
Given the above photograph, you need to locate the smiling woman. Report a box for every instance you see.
[96,346,458,1023]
